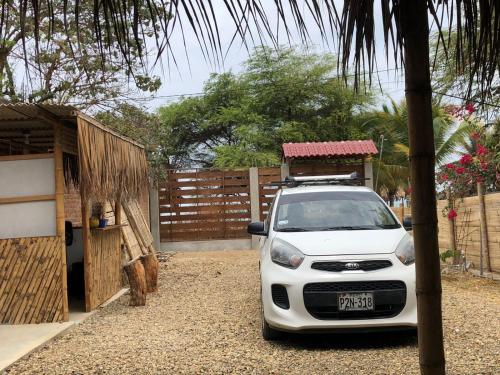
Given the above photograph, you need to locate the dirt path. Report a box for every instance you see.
[6,250,500,374]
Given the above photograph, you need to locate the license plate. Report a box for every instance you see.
[338,292,374,311]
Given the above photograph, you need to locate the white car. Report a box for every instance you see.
[248,176,417,340]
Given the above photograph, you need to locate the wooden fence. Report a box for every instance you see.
[258,168,282,221]
[390,193,500,273]
[159,170,252,242]
[437,192,500,273]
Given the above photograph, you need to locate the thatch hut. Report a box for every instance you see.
[0,103,149,324]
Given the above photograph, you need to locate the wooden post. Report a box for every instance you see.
[81,197,92,312]
[477,182,490,274]
[53,123,69,321]
[402,2,445,374]
[115,200,122,226]
[124,259,146,306]
[447,189,458,265]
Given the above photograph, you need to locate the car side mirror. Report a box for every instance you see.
[247,221,268,236]
[402,216,412,231]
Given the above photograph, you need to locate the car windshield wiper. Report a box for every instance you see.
[374,224,401,229]
[318,226,375,231]
[275,227,312,232]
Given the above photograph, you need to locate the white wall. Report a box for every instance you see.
[0,157,56,239]
[0,158,55,197]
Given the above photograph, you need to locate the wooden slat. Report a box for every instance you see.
[0,153,54,161]
[161,196,250,205]
[0,194,55,205]
[162,212,251,222]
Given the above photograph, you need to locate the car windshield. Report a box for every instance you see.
[274,191,400,232]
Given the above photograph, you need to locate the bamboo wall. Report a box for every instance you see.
[437,192,500,273]
[0,236,65,324]
[86,228,122,311]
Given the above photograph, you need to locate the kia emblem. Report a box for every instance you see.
[345,262,360,270]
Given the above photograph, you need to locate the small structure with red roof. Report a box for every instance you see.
[282,140,378,188]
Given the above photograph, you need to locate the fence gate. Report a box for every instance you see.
[159,170,252,242]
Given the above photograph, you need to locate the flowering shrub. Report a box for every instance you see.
[436,133,498,220]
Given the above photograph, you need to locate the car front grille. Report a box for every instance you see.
[271,284,290,309]
[303,280,406,320]
[311,260,392,272]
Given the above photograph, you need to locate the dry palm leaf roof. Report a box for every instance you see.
[0,103,148,202]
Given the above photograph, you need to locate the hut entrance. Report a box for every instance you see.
[64,185,86,312]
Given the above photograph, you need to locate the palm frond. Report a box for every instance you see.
[0,1,497,104]
[394,143,410,157]
[435,120,475,165]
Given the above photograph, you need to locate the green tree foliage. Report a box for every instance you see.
[362,99,471,203]
[431,30,499,120]
[157,47,372,168]
[0,1,162,107]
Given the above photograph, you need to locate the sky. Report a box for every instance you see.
[142,1,407,112]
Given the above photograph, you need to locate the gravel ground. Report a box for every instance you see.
[5,250,500,375]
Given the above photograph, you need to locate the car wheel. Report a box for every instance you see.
[260,289,282,341]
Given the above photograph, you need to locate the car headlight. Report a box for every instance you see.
[395,235,415,265]
[271,238,305,269]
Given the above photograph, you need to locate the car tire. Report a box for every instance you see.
[260,289,282,341]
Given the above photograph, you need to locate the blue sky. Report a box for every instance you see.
[144,1,407,111]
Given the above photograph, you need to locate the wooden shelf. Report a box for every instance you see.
[91,224,127,231]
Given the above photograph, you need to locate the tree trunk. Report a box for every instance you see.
[124,259,147,306]
[141,253,159,293]
[477,182,490,274]
[401,2,446,375]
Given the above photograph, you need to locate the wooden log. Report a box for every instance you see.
[140,253,159,293]
[124,259,146,306]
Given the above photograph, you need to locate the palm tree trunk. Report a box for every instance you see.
[401,2,446,375]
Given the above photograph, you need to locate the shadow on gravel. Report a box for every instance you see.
[275,331,417,350]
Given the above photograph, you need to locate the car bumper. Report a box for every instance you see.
[261,254,417,332]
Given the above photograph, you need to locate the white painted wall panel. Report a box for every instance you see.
[0,158,55,198]
[0,201,56,239]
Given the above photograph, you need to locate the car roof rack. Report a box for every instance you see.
[265,172,369,187]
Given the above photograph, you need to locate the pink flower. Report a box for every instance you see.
[476,144,488,156]
[465,103,475,114]
[460,154,473,165]
[455,167,465,174]
[446,163,455,170]
[481,162,489,171]
[447,209,457,220]
[441,173,449,180]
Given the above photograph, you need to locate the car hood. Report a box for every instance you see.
[273,229,407,256]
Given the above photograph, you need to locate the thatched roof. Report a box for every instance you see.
[0,103,148,202]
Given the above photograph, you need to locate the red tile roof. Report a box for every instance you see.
[283,140,378,159]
